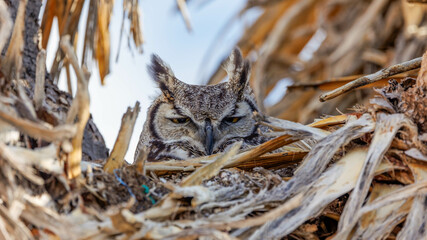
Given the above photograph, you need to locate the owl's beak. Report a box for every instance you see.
[205,119,214,155]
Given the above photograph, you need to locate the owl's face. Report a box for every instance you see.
[145,49,260,159]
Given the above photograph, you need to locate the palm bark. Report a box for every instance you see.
[2,0,108,161]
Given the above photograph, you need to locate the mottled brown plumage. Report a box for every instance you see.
[135,49,270,162]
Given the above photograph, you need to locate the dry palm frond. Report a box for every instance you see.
[116,0,144,62]
[40,0,144,85]
[205,0,427,124]
[1,0,427,239]
[0,54,426,238]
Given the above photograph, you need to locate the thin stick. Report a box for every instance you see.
[320,57,422,102]
[0,0,12,53]
[0,109,76,142]
[0,142,44,185]
[34,50,46,110]
[60,35,90,179]
[288,71,417,91]
[144,150,306,174]
[225,134,295,168]
[207,193,303,230]
[176,0,192,32]
[65,61,73,95]
[181,142,241,187]
[115,3,126,62]
[17,84,37,120]
[1,0,26,80]
[134,146,148,175]
[238,151,307,169]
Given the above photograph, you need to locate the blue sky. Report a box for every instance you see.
[45,0,261,162]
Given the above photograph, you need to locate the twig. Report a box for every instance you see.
[208,193,303,230]
[180,142,241,187]
[0,142,44,185]
[115,1,127,62]
[60,35,90,179]
[1,0,26,80]
[225,134,295,168]
[288,71,417,91]
[144,150,306,174]
[238,151,307,169]
[0,0,12,53]
[134,145,148,175]
[34,50,46,110]
[320,57,422,102]
[17,84,37,121]
[142,144,241,220]
[65,61,73,95]
[407,0,427,3]
[307,114,348,128]
[0,109,76,142]
[104,102,141,173]
[163,228,237,240]
[359,181,427,215]
[176,0,193,32]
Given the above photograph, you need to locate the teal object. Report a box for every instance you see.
[141,184,156,204]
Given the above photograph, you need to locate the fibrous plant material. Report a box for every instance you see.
[117,0,144,61]
[320,57,423,102]
[397,162,427,240]
[60,35,90,179]
[0,65,426,238]
[1,0,26,81]
[205,0,427,124]
[252,0,316,111]
[248,148,391,240]
[40,0,144,84]
[104,101,141,173]
[335,113,414,239]
[34,50,46,111]
[288,70,418,91]
[0,0,12,54]
[0,108,76,142]
[1,1,427,239]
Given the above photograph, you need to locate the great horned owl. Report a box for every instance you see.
[134,49,269,162]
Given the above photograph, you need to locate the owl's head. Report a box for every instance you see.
[146,49,260,158]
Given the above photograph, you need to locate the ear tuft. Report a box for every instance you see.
[148,54,176,101]
[223,48,251,98]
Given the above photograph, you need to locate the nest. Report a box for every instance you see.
[0,0,427,239]
[1,44,427,238]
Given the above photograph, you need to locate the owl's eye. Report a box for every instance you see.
[223,117,242,124]
[169,117,190,124]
